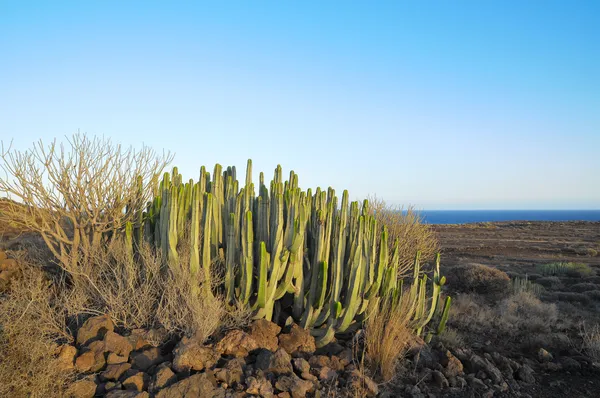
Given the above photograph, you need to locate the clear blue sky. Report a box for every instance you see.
[1,1,598,209]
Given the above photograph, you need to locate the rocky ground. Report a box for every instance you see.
[3,221,600,397]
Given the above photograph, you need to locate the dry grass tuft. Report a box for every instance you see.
[0,265,73,397]
[580,323,600,361]
[366,196,439,276]
[364,295,417,382]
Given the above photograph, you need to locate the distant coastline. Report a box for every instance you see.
[412,210,600,224]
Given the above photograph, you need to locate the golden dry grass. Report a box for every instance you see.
[364,295,417,382]
[0,265,73,397]
[366,196,439,276]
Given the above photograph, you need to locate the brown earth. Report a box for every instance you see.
[431,221,600,398]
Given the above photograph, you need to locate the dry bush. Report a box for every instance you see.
[364,294,417,382]
[0,265,73,397]
[63,238,248,343]
[511,275,544,296]
[366,196,439,276]
[446,263,510,297]
[0,134,171,271]
[449,292,558,339]
[580,323,600,361]
[498,292,558,334]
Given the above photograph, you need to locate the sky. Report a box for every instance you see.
[0,1,599,210]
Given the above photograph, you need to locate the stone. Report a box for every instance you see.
[538,348,553,363]
[104,331,134,358]
[105,391,149,398]
[107,352,129,365]
[431,370,449,389]
[470,354,503,384]
[215,329,259,357]
[449,376,467,389]
[516,364,535,384]
[246,375,274,397]
[318,366,337,381]
[75,340,106,373]
[274,373,314,398]
[338,349,353,367]
[131,347,167,371]
[155,372,224,398]
[256,348,293,375]
[172,337,220,372]
[57,344,78,371]
[308,355,330,368]
[347,369,378,397]
[442,350,463,378]
[123,371,150,392]
[278,324,316,357]
[541,361,563,372]
[250,319,281,352]
[292,358,310,374]
[214,358,245,386]
[65,378,97,398]
[560,357,582,371]
[150,363,178,392]
[77,314,114,346]
[101,363,132,381]
[468,376,487,390]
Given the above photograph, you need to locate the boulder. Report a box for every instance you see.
[246,375,274,397]
[77,315,114,346]
[57,344,78,371]
[65,378,97,398]
[278,325,316,357]
[538,348,553,363]
[250,319,281,352]
[172,337,220,373]
[75,340,106,373]
[150,363,178,392]
[131,347,167,371]
[346,369,378,397]
[104,330,133,358]
[214,357,245,386]
[123,371,150,392]
[274,373,314,398]
[105,391,149,398]
[516,364,535,384]
[100,363,132,381]
[215,329,259,357]
[431,370,449,389]
[256,348,293,375]
[292,358,310,374]
[155,372,224,398]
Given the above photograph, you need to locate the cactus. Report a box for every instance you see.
[132,159,450,342]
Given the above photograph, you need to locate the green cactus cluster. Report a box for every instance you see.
[130,160,450,346]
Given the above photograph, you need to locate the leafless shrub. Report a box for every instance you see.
[0,265,73,397]
[366,196,439,276]
[0,133,172,271]
[435,327,465,349]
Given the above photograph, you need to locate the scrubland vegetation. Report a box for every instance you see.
[1,135,599,397]
[0,134,446,397]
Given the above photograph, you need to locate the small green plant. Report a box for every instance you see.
[512,274,544,296]
[536,262,594,278]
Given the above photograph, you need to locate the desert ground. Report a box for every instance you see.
[2,219,600,397]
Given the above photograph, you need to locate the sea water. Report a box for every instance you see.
[414,210,600,225]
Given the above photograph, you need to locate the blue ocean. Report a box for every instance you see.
[414,210,600,225]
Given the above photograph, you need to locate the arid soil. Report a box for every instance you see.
[434,221,600,271]
[430,221,600,398]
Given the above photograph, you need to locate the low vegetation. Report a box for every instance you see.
[537,262,595,277]
[0,134,448,396]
